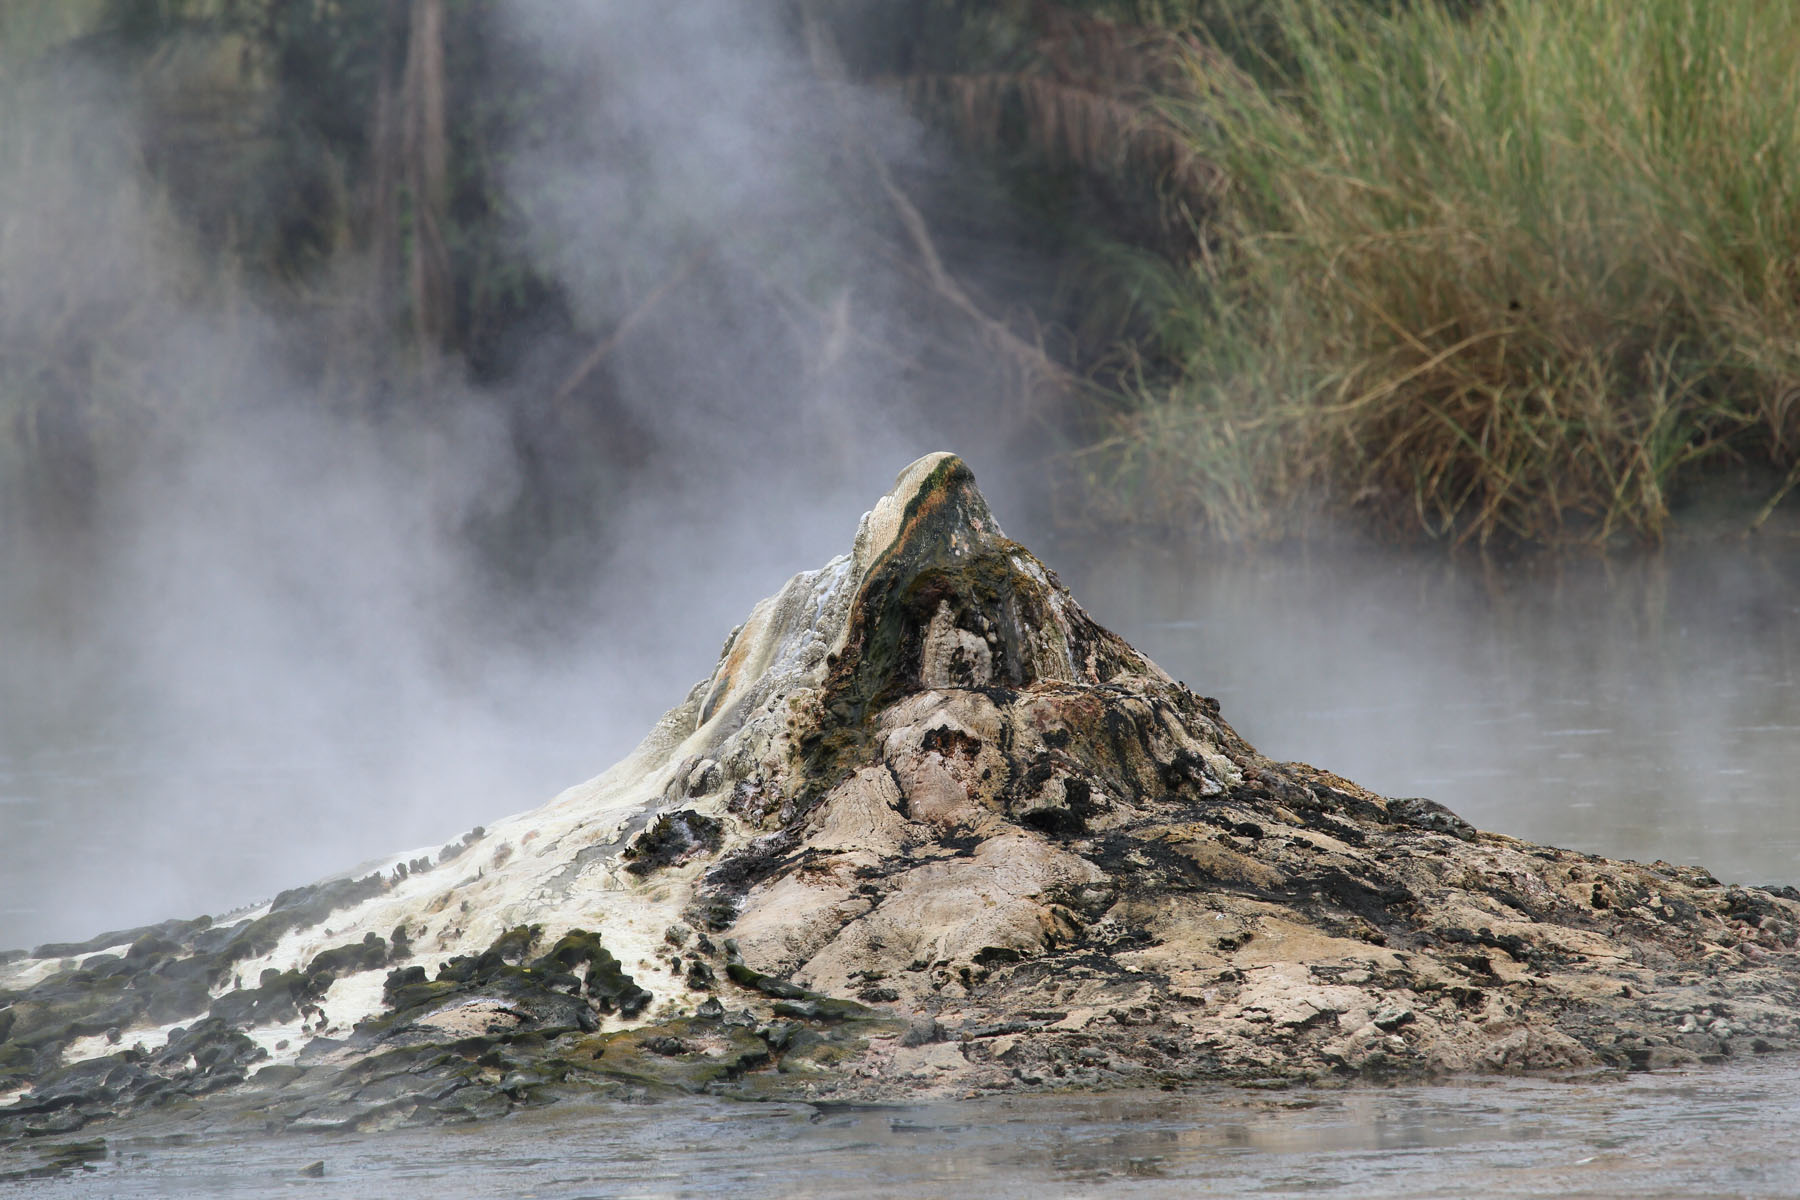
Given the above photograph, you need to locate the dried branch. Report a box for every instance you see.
[402,0,452,351]
[801,9,1079,414]
[551,247,712,409]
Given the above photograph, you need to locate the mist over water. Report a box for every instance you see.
[1064,539,1800,889]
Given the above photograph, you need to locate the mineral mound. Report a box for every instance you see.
[5,452,1800,1152]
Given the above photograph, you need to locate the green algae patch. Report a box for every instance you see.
[0,874,400,1081]
[771,998,873,1024]
[777,1026,868,1071]
[532,930,651,1017]
[1,950,213,1060]
[571,1018,774,1093]
[213,933,396,1028]
[304,932,392,978]
[209,969,317,1027]
[721,939,879,1024]
[214,873,389,967]
[358,925,652,1046]
[724,959,809,1001]
[1,1017,273,1147]
[717,1016,906,1102]
[564,1001,903,1101]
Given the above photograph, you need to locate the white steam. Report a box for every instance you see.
[0,1,1014,948]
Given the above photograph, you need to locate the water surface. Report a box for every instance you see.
[22,1057,1800,1198]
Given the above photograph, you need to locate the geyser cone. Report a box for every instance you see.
[5,453,1800,1143]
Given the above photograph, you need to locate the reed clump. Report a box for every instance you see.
[1091,0,1800,544]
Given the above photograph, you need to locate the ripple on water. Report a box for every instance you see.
[24,1058,1800,1199]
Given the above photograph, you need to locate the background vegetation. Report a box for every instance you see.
[5,0,1800,551]
[1085,0,1800,544]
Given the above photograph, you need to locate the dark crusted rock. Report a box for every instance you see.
[352,926,651,1056]
[305,932,390,979]
[0,1138,107,1182]
[624,811,724,876]
[1386,796,1478,842]
[437,826,487,865]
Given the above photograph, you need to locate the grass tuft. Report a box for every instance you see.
[1091,0,1800,544]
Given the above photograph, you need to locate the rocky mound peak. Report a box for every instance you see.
[4,453,1800,1158]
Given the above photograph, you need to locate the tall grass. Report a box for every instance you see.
[1092,0,1800,543]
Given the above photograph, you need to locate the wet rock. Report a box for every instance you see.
[624,811,724,876]
[356,926,648,1050]
[1372,1005,1414,1032]
[1385,797,1478,842]
[438,826,487,864]
[0,1138,107,1182]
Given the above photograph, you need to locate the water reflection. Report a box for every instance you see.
[45,1057,1800,1197]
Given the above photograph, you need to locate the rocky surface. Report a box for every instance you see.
[4,451,1800,1168]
